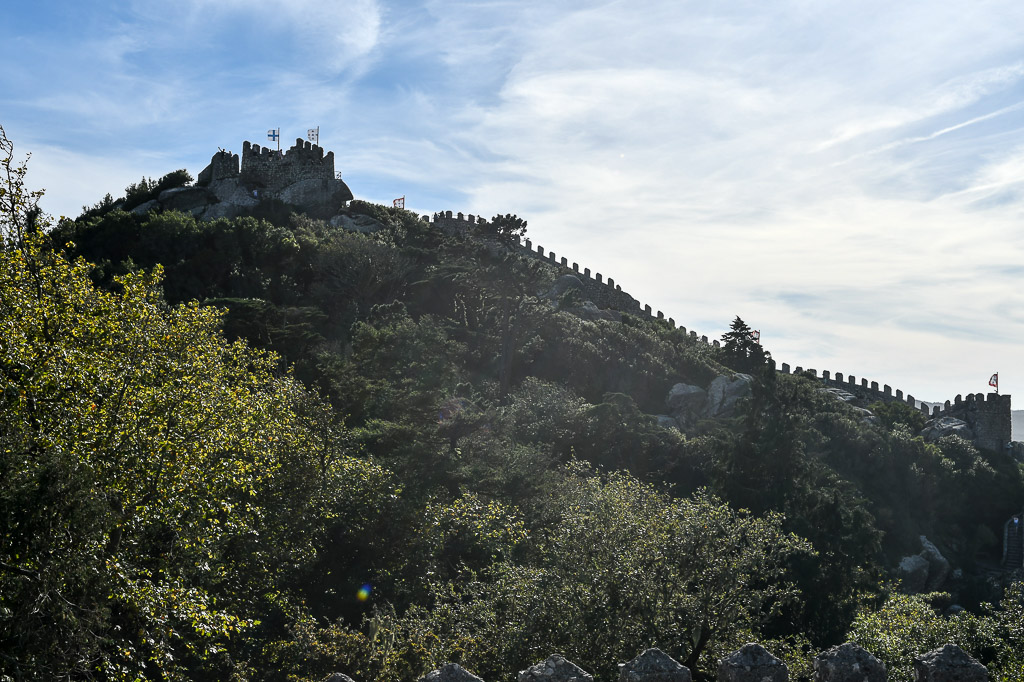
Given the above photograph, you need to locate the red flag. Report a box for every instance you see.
[989,373,999,391]
[393,196,405,209]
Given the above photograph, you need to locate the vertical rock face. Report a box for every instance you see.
[913,645,988,682]
[813,643,886,682]
[718,643,788,682]
[419,663,485,682]
[518,655,594,682]
[619,648,692,682]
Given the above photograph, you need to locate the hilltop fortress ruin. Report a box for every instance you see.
[137,138,353,221]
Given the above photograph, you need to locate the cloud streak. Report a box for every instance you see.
[6,0,1024,400]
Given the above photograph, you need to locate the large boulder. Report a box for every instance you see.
[519,655,593,682]
[207,177,258,208]
[813,643,885,682]
[704,374,753,418]
[567,300,621,322]
[157,186,214,213]
[718,643,787,682]
[129,199,159,216]
[913,644,988,682]
[545,274,585,300]
[198,202,242,221]
[897,554,930,594]
[853,406,881,426]
[279,178,332,207]
[919,536,951,591]
[419,663,485,682]
[921,416,973,442]
[619,648,691,682]
[666,383,707,425]
[332,213,384,233]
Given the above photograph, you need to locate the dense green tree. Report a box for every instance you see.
[0,164,392,678]
[720,316,769,373]
[364,464,813,682]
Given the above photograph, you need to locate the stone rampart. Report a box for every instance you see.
[323,642,989,682]
[422,212,714,341]
[419,212,1010,451]
[240,138,336,192]
[774,366,1012,451]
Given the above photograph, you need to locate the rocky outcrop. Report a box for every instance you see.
[420,663,485,682]
[519,655,593,682]
[813,643,885,682]
[913,645,988,682]
[704,374,753,418]
[667,383,707,415]
[897,554,930,594]
[921,416,974,442]
[718,643,787,682]
[898,536,951,593]
[331,213,385,233]
[619,649,691,682]
[133,139,353,221]
[919,536,951,591]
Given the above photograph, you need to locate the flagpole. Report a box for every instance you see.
[277,126,281,151]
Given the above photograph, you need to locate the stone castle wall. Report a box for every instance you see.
[422,211,1012,452]
[240,139,336,192]
[776,364,1012,451]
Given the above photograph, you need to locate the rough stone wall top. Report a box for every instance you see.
[718,643,787,682]
[813,643,885,682]
[518,655,594,682]
[196,149,240,186]
[419,663,485,682]
[913,645,988,682]
[240,138,336,193]
[619,648,692,682]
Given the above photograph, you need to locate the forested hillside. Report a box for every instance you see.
[2,130,1023,681]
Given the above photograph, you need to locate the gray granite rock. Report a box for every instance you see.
[704,374,753,418]
[280,178,332,206]
[619,648,691,682]
[129,199,159,216]
[519,654,594,682]
[667,383,707,416]
[921,417,973,442]
[419,662,485,682]
[718,643,787,682]
[813,643,885,682]
[158,186,213,212]
[919,536,951,591]
[898,554,930,594]
[913,644,987,682]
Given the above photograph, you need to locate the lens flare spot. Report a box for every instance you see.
[357,584,372,601]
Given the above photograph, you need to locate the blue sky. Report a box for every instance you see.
[5,0,1024,404]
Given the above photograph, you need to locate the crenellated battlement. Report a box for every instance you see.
[192,138,352,216]
[775,365,1012,450]
[418,211,1010,451]
[240,138,336,191]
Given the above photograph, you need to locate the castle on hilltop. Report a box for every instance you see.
[186,138,353,218]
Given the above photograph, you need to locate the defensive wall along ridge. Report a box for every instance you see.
[424,211,1013,451]
[327,641,991,682]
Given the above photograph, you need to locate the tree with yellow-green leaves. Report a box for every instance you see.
[0,127,393,680]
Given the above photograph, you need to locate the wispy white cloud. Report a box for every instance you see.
[8,0,1024,401]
